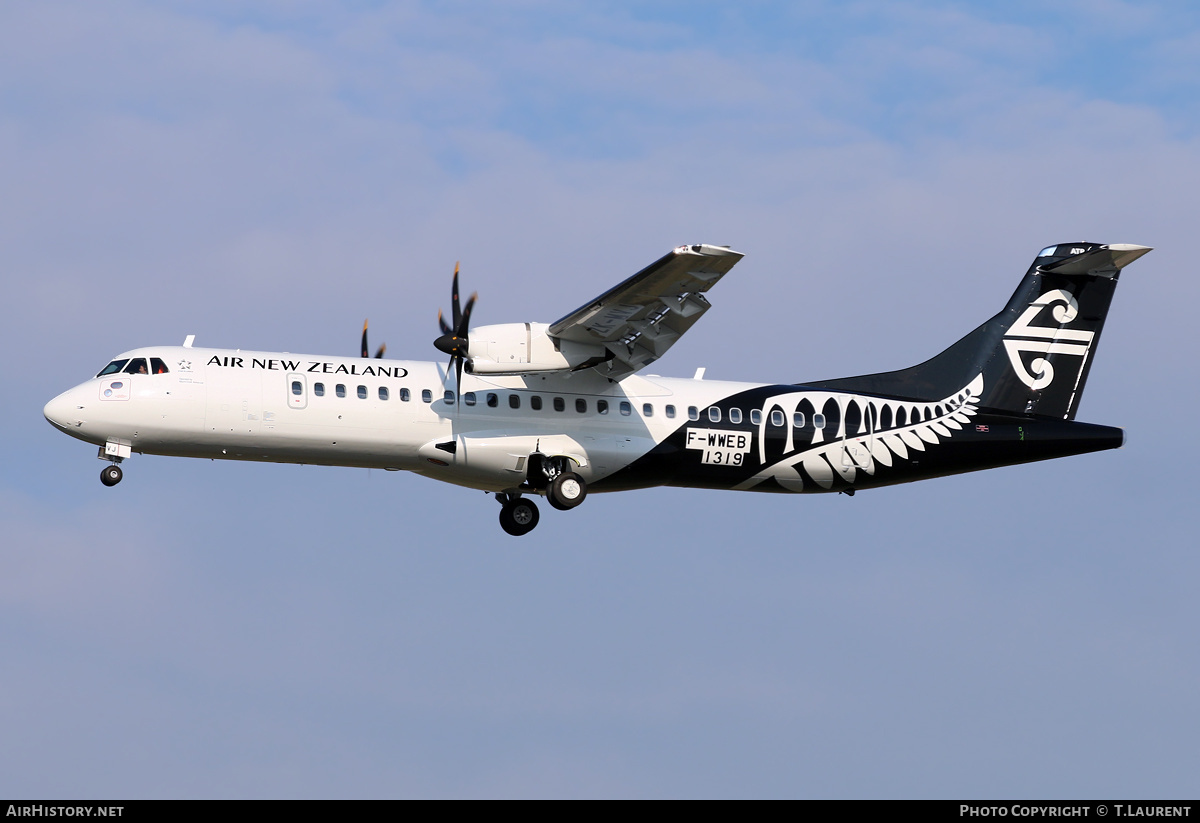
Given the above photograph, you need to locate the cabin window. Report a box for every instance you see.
[813,413,826,429]
[688,406,699,421]
[443,390,455,405]
[771,409,785,427]
[729,408,742,424]
[314,383,325,397]
[336,384,347,398]
[291,381,303,396]
[642,403,653,417]
[421,389,432,403]
[708,407,721,423]
[379,387,389,401]
[357,385,368,400]
[149,357,170,374]
[464,392,477,406]
[123,358,149,375]
[554,397,565,412]
[576,398,587,413]
[487,392,498,408]
[509,394,520,409]
[793,412,805,428]
[751,409,762,425]
[400,388,410,402]
[619,401,632,416]
[531,395,543,411]
[597,400,609,415]
[665,405,676,419]
[97,360,129,377]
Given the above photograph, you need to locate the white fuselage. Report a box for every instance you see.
[43,345,764,493]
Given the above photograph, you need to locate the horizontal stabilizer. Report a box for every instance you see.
[1040,244,1152,277]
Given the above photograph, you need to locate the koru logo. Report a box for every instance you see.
[1003,289,1094,390]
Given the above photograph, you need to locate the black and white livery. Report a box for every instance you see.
[44,242,1149,535]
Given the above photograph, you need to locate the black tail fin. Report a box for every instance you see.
[806,243,1151,419]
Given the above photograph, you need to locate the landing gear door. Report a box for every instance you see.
[287,374,307,409]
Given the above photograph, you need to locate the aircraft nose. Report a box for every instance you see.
[44,390,79,430]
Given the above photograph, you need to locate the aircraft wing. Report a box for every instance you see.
[548,244,744,380]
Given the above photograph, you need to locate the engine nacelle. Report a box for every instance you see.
[466,322,607,375]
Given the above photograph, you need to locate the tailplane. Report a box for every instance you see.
[807,243,1151,419]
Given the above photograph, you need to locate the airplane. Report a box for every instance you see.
[44,241,1150,536]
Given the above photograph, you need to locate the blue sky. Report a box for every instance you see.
[2,0,1198,798]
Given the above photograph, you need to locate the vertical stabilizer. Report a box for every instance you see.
[806,243,1151,419]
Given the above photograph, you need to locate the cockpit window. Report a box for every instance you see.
[97,360,129,377]
[122,358,149,375]
[149,357,169,374]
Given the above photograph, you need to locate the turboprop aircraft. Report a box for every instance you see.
[44,241,1149,535]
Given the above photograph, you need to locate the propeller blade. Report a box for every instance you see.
[375,343,386,359]
[361,320,370,359]
[455,354,463,398]
[450,262,461,330]
[434,261,475,406]
[457,292,477,337]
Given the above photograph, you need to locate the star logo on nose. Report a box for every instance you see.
[178,359,192,371]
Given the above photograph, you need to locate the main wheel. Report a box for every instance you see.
[548,472,587,510]
[499,498,540,536]
[100,464,123,487]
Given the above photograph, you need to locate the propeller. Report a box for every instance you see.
[361,319,386,359]
[433,261,477,394]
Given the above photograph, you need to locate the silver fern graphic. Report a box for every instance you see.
[734,374,984,491]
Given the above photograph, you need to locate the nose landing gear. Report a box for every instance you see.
[98,440,130,487]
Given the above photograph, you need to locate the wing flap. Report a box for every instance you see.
[549,244,743,378]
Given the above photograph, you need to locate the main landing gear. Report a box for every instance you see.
[547,471,587,510]
[497,493,540,536]
[529,453,588,511]
[494,466,589,537]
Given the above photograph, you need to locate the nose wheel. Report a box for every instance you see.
[100,464,123,487]
[497,494,540,536]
